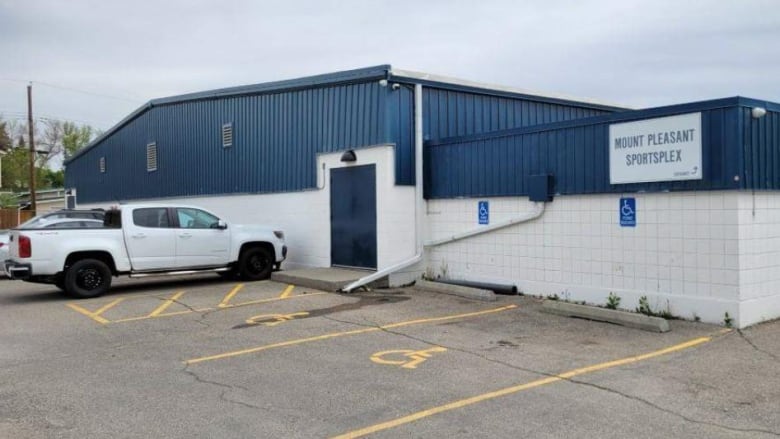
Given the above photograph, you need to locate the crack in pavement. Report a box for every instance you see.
[150,296,212,328]
[318,314,780,437]
[181,364,262,411]
[568,378,780,437]
[737,329,779,362]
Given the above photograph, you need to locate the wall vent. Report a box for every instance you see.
[99,157,106,173]
[222,123,233,148]
[146,142,157,172]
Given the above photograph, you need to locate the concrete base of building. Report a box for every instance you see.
[271,267,388,292]
[413,279,497,302]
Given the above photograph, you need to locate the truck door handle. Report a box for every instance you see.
[179,233,192,239]
[132,233,146,239]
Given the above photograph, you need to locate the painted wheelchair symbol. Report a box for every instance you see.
[621,200,635,217]
[245,312,310,327]
[370,347,448,369]
[479,205,488,216]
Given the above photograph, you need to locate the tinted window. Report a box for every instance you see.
[45,222,81,229]
[44,221,104,229]
[176,208,219,229]
[132,208,170,228]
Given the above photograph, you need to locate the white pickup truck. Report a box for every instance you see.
[3,204,287,298]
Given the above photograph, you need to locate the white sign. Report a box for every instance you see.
[609,112,702,184]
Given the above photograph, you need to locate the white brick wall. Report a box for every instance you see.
[426,191,780,328]
[737,192,780,326]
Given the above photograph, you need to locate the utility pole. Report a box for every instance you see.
[27,83,36,212]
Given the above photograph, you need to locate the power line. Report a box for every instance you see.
[0,111,112,129]
[0,78,145,104]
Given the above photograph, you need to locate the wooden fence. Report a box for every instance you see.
[0,209,35,229]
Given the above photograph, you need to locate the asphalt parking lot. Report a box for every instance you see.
[0,275,778,438]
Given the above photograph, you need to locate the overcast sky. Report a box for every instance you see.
[1,0,778,133]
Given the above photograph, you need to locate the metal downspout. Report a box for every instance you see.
[424,203,545,248]
[342,83,424,292]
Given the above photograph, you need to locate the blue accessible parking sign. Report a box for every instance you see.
[478,201,489,225]
[620,198,636,227]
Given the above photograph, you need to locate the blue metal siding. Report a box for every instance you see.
[386,86,614,186]
[425,105,748,199]
[387,86,416,185]
[423,87,612,141]
[743,107,780,189]
[66,81,391,203]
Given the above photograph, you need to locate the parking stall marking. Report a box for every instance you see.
[331,336,713,439]
[185,304,518,365]
[279,284,295,299]
[218,284,245,308]
[66,283,326,325]
[370,347,448,370]
[66,298,126,325]
[148,291,186,317]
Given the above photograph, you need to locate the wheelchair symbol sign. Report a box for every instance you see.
[620,198,636,227]
[478,201,489,225]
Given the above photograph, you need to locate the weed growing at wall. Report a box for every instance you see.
[636,296,652,315]
[635,296,676,320]
[606,292,621,310]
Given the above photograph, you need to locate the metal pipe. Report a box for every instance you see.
[342,83,425,293]
[434,279,518,295]
[425,202,545,247]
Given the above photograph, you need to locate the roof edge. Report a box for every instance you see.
[65,65,392,164]
[389,68,629,111]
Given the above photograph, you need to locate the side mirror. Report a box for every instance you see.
[212,220,228,230]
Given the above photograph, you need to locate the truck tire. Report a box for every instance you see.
[64,259,112,298]
[238,247,273,281]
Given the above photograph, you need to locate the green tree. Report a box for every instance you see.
[62,122,95,159]
[41,168,64,188]
[0,146,48,191]
[0,192,16,208]
[0,120,96,190]
[1,146,31,190]
[0,119,11,152]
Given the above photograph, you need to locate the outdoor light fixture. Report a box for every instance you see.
[752,107,767,119]
[340,150,357,162]
[378,79,388,87]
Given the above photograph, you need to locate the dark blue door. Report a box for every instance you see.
[330,165,377,269]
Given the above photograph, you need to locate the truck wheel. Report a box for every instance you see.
[64,259,112,298]
[238,247,273,281]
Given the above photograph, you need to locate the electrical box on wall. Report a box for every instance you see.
[528,174,554,202]
[65,188,77,209]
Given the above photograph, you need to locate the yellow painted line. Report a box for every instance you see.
[66,297,126,325]
[229,292,327,308]
[218,284,245,308]
[279,284,295,299]
[186,304,517,365]
[111,293,327,324]
[148,291,185,317]
[331,336,712,439]
[113,308,213,323]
